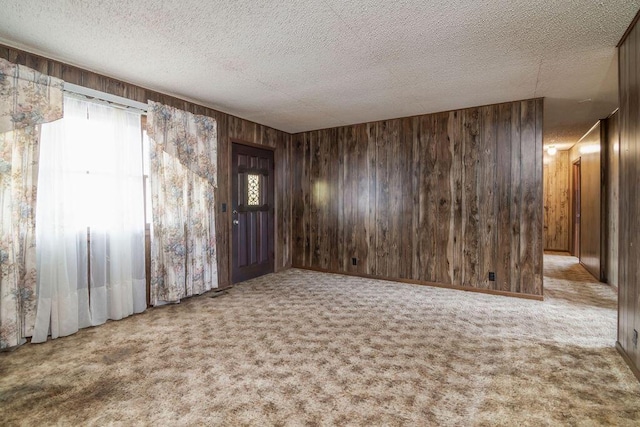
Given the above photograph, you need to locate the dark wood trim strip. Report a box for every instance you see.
[616,341,640,382]
[618,8,640,47]
[292,265,545,301]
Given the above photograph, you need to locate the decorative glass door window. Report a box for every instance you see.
[247,174,261,206]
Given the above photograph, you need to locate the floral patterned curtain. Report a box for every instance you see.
[0,58,63,348]
[147,101,218,305]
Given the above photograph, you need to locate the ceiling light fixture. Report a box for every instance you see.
[547,145,557,156]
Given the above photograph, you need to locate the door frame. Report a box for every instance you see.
[229,139,277,284]
[571,158,581,257]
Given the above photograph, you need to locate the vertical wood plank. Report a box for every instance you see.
[496,104,512,291]
[411,116,422,280]
[447,110,464,285]
[633,24,640,370]
[519,100,537,295]
[334,128,344,272]
[479,106,497,288]
[533,98,544,295]
[375,121,390,277]
[462,108,481,287]
[318,131,331,269]
[510,102,522,293]
[356,124,370,274]
[341,126,356,273]
[292,135,305,267]
[310,132,320,267]
[399,117,414,279]
[632,23,640,369]
[435,113,452,284]
[387,120,401,279]
[283,134,293,269]
[303,133,312,266]
[419,114,437,281]
[366,123,377,275]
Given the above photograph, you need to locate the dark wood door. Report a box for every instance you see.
[232,143,274,283]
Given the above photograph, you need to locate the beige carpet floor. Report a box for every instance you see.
[1,254,640,426]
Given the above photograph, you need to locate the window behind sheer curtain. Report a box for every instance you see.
[32,95,147,342]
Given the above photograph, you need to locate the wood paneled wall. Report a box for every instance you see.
[0,45,292,289]
[605,112,619,288]
[569,122,603,281]
[543,150,570,251]
[618,14,640,380]
[292,99,544,297]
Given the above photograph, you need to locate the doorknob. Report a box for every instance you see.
[233,219,239,225]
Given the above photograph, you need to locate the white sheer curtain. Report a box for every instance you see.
[32,96,146,343]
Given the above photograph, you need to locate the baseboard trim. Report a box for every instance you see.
[292,265,544,301]
[616,341,640,383]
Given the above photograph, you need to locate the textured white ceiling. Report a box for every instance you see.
[0,0,638,147]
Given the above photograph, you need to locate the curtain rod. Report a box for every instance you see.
[63,82,148,114]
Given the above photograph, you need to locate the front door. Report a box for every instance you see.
[231,143,274,283]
